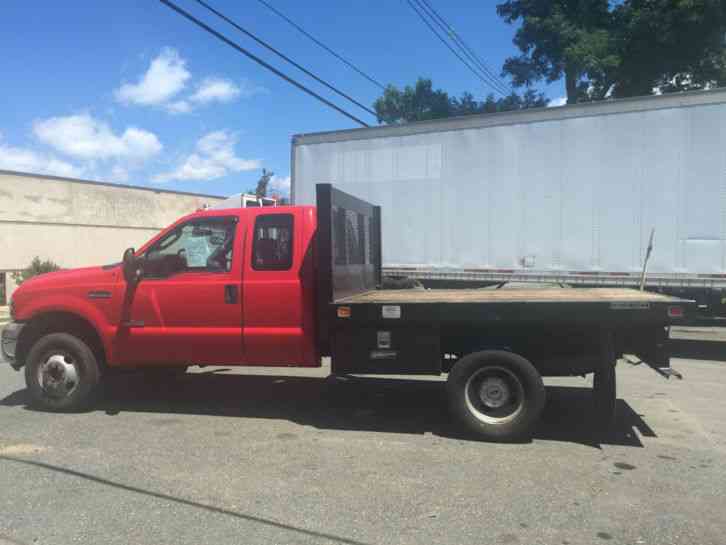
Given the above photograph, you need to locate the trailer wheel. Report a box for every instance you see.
[24,333,101,411]
[593,330,617,432]
[447,350,545,441]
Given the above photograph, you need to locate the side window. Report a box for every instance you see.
[252,214,293,271]
[145,217,237,276]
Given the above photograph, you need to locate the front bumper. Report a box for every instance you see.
[1,322,25,370]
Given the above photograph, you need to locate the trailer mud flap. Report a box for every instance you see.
[622,326,683,380]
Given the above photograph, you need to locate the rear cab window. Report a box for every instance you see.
[252,214,294,271]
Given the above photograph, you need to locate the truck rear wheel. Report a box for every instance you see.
[447,350,545,441]
[25,333,101,411]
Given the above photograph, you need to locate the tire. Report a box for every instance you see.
[446,350,545,441]
[25,333,101,411]
[593,332,617,432]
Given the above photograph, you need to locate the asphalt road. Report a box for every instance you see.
[1,332,725,545]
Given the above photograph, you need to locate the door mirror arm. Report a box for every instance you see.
[122,248,143,285]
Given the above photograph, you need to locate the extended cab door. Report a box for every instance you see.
[116,215,244,366]
[242,208,317,366]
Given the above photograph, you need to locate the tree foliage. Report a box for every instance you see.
[610,0,726,98]
[497,0,726,103]
[11,257,60,286]
[374,78,548,124]
[254,168,274,199]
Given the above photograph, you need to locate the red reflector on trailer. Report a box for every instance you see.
[337,306,351,318]
[668,306,684,318]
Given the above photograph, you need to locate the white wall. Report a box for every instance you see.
[0,171,224,298]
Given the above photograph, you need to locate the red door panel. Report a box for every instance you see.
[115,216,244,366]
[242,208,317,366]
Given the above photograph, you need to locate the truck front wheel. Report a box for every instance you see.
[447,350,545,441]
[25,333,101,411]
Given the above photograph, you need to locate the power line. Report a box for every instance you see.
[406,0,507,96]
[255,0,386,91]
[192,0,377,118]
[416,0,510,95]
[410,0,508,96]
[158,0,370,127]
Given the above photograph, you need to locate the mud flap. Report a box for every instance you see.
[627,326,683,380]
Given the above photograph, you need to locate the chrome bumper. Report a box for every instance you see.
[1,322,24,370]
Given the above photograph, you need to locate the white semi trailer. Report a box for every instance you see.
[291,88,726,318]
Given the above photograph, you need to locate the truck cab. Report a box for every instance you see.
[3,204,320,390]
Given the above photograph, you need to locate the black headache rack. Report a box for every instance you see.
[315,183,382,354]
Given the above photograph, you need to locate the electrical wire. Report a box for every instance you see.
[406,0,507,96]
[158,0,370,127]
[415,0,510,95]
[192,0,377,117]
[255,0,386,91]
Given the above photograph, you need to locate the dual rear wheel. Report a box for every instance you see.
[447,346,617,441]
[447,350,546,441]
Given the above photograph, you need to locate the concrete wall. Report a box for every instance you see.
[0,170,225,299]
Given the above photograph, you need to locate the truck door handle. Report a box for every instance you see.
[224,285,238,304]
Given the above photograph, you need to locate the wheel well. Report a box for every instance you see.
[16,312,106,368]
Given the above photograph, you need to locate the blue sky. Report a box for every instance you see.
[1,0,565,198]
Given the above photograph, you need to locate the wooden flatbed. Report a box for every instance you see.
[314,184,695,440]
[336,287,683,305]
[332,287,689,328]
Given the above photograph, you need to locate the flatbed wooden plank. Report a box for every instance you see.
[336,288,684,305]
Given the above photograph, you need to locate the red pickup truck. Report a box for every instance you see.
[2,184,692,441]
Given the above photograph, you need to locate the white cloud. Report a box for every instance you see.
[153,130,260,183]
[0,142,83,178]
[115,48,190,106]
[238,79,268,99]
[548,96,567,107]
[190,78,241,105]
[167,100,192,114]
[33,114,162,161]
[269,175,291,197]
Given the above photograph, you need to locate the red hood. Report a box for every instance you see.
[11,264,121,320]
[17,265,114,288]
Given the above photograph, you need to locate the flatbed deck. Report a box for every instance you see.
[336,288,684,305]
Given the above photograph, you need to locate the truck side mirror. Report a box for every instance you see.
[122,248,142,285]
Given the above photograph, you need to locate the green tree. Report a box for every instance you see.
[374,78,548,124]
[11,257,60,286]
[374,79,452,124]
[610,0,726,98]
[497,0,615,104]
[254,168,274,199]
[497,0,726,103]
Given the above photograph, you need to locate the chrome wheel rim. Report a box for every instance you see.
[37,353,80,399]
[464,366,525,425]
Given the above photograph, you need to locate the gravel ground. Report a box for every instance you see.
[1,330,725,545]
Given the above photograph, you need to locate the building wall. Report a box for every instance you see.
[0,170,225,302]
